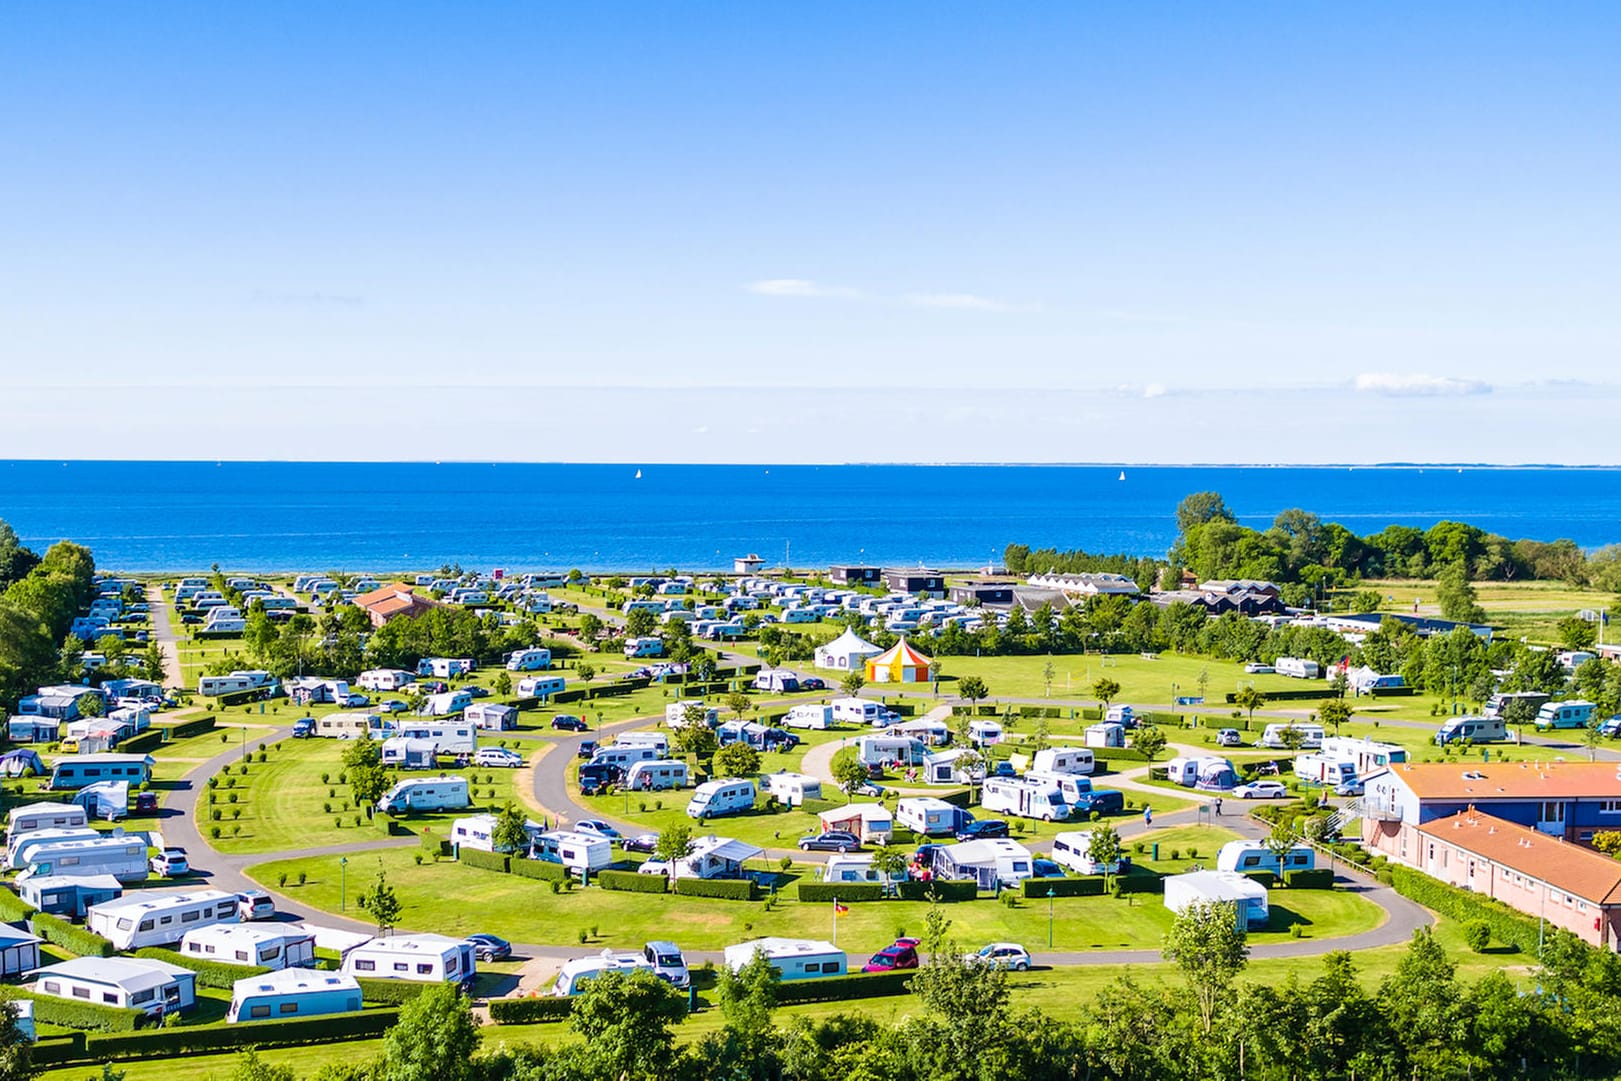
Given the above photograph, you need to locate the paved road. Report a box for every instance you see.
[145,584,185,689]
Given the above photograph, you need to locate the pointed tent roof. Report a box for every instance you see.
[822,627,880,657]
[870,636,932,669]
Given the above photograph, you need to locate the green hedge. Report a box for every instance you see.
[895,879,978,902]
[420,831,451,857]
[673,877,757,900]
[1020,876,1105,898]
[118,730,166,754]
[1389,866,1538,953]
[378,818,409,836]
[1199,717,1249,731]
[30,913,113,957]
[132,948,270,990]
[1094,748,1152,764]
[489,997,574,1024]
[796,883,884,903]
[777,970,914,1005]
[458,849,511,873]
[0,889,37,922]
[1283,868,1335,889]
[1222,689,1323,704]
[81,1008,398,1060]
[1242,871,1278,889]
[0,989,142,1032]
[598,870,667,893]
[356,978,431,1005]
[165,715,219,739]
[1111,874,1165,896]
[511,858,571,882]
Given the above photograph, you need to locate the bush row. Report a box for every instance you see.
[0,989,141,1033]
[777,970,914,1005]
[796,883,884,903]
[896,879,978,902]
[118,730,166,754]
[1093,748,1153,764]
[159,716,219,740]
[458,849,510,873]
[511,858,571,882]
[489,997,575,1024]
[1222,689,1325,703]
[598,870,668,893]
[1283,868,1335,889]
[1020,876,1105,898]
[30,913,114,957]
[132,947,269,989]
[674,878,756,900]
[0,889,37,923]
[1389,866,1538,953]
[77,1008,399,1062]
[1111,874,1165,896]
[356,978,431,1005]
[1242,870,1278,889]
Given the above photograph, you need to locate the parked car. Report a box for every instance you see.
[1600,715,1621,738]
[1232,779,1289,800]
[988,761,1016,779]
[338,692,370,708]
[622,832,659,854]
[798,830,862,853]
[852,781,886,799]
[475,747,524,768]
[1243,663,1275,675]
[762,729,801,751]
[237,890,275,921]
[291,718,315,738]
[799,677,826,691]
[574,820,622,843]
[577,740,599,760]
[863,939,920,973]
[966,942,1031,970]
[150,848,190,877]
[465,933,512,962]
[1334,779,1365,797]
[956,820,1010,843]
[1215,728,1243,747]
[465,686,491,698]
[380,699,410,713]
[912,844,946,869]
[551,715,589,732]
[132,791,159,815]
[1030,858,1066,879]
[420,681,448,695]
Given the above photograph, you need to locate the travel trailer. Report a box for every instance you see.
[1275,657,1321,679]
[227,969,362,1024]
[832,698,885,726]
[723,938,846,982]
[13,833,149,883]
[1256,723,1325,750]
[763,772,822,807]
[979,777,1070,822]
[376,777,471,815]
[340,934,476,986]
[685,778,758,819]
[30,957,196,1017]
[1319,736,1407,776]
[517,675,567,700]
[181,925,316,970]
[1163,871,1270,930]
[896,797,972,837]
[48,754,154,791]
[783,704,834,730]
[623,759,690,792]
[551,951,653,996]
[665,701,719,729]
[396,721,477,756]
[531,830,614,874]
[1050,830,1128,875]
[856,735,927,768]
[87,890,240,950]
[1215,840,1315,877]
[1030,747,1095,776]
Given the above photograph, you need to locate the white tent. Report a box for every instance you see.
[814,628,882,672]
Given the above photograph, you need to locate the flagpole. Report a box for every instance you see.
[833,898,838,947]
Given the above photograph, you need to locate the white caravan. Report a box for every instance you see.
[1275,657,1321,679]
[1257,723,1325,750]
[723,938,846,982]
[979,777,1071,822]
[832,698,884,726]
[87,890,240,950]
[763,771,822,807]
[665,701,719,729]
[505,648,552,671]
[686,778,757,819]
[532,831,614,874]
[14,833,149,883]
[376,777,471,815]
[551,951,653,996]
[783,704,835,730]
[1216,840,1316,877]
[1050,830,1126,875]
[517,676,567,700]
[856,735,927,768]
[397,721,477,756]
[181,924,316,970]
[896,797,969,837]
[1030,747,1095,776]
[623,759,690,792]
[340,933,476,985]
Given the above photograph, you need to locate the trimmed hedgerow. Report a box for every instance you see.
[1020,876,1105,898]
[489,996,574,1024]
[1110,873,1165,896]
[0,889,37,923]
[29,913,113,957]
[1283,868,1335,890]
[458,849,510,873]
[132,947,270,990]
[356,978,431,1005]
[1389,866,1537,953]
[83,1008,398,1058]
[511,858,571,882]
[895,879,978,902]
[0,989,141,1032]
[796,882,884,903]
[776,970,914,1005]
[598,870,668,893]
[673,877,756,901]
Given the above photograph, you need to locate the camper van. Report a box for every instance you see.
[1484,692,1551,720]
[1030,747,1095,776]
[1022,770,1126,815]
[505,648,552,671]
[623,759,689,792]
[1275,657,1321,679]
[783,704,835,730]
[1216,839,1315,877]
[1433,716,1508,746]
[227,969,362,1024]
[686,778,758,820]
[979,777,1070,822]
[87,890,240,950]
[896,797,972,837]
[615,731,670,756]
[376,777,471,815]
[624,637,664,658]
[1256,723,1325,750]
[1294,753,1361,794]
[832,698,885,726]
[396,722,477,756]
[551,952,653,996]
[764,772,822,807]
[14,834,149,882]
[665,701,719,729]
[1319,736,1407,777]
[1536,700,1597,731]
[516,675,566,700]
[1050,830,1128,875]
[590,744,659,772]
[856,735,927,768]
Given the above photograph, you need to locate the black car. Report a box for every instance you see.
[799,677,826,691]
[622,832,659,854]
[798,830,863,853]
[552,715,590,732]
[762,729,800,751]
[465,933,511,962]
[465,685,491,698]
[955,819,1010,842]
[577,740,599,760]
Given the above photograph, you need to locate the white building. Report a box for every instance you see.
[813,628,881,672]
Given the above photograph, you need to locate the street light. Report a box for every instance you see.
[340,856,349,912]
[1047,887,1056,948]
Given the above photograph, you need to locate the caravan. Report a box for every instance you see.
[590,744,660,772]
[376,777,471,815]
[397,722,477,756]
[1275,657,1321,679]
[763,772,822,807]
[615,731,670,756]
[551,952,653,996]
[48,754,154,791]
[87,890,240,950]
[1030,747,1095,776]
[623,759,690,792]
[314,713,388,739]
[1319,736,1407,776]
[417,658,474,679]
[896,797,972,837]
[1256,723,1325,750]
[1050,830,1128,875]
[381,738,439,770]
[532,831,614,874]
[516,675,566,700]
[227,969,362,1024]
[1294,753,1361,794]
[856,735,927,768]
[505,648,552,671]
[685,779,757,819]
[832,698,885,726]
[1433,715,1508,746]
[13,833,149,882]
[665,701,718,729]
[340,934,475,986]
[1216,840,1315,877]
[783,704,834,730]
[182,925,315,970]
[723,938,846,982]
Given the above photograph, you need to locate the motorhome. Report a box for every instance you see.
[198,671,277,697]
[665,701,719,729]
[856,735,927,768]
[87,890,240,950]
[624,637,664,658]
[340,934,476,986]
[1050,830,1128,875]
[623,759,689,791]
[13,833,149,882]
[181,924,315,970]
[505,648,552,671]
[589,744,659,772]
[48,754,154,791]
[896,797,972,837]
[763,772,822,807]
[551,952,653,996]
[376,777,471,815]
[979,777,1070,822]
[1216,840,1315,877]
[1030,747,1095,776]
[397,721,477,756]
[516,675,566,700]
[685,779,758,819]
[832,698,885,726]
[1256,723,1325,750]
[1433,715,1508,746]
[1536,700,1597,731]
[532,830,614,874]
[1484,692,1551,720]
[1319,736,1407,776]
[1294,753,1360,792]
[227,969,362,1024]
[1275,657,1321,680]
[615,731,670,755]
[723,938,846,982]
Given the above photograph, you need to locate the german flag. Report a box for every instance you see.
[833,901,849,917]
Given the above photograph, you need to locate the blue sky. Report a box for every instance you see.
[4,5,1619,463]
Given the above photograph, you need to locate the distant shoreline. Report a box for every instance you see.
[5,458,1621,469]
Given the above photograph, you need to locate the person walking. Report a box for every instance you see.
[1143,806,1153,828]
[1213,797,1223,817]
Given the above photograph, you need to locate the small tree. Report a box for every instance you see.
[715,948,779,1048]
[1462,919,1492,953]
[383,980,482,1081]
[0,998,32,1081]
[1234,686,1267,723]
[1092,677,1121,713]
[1318,697,1352,736]
[1031,717,1052,754]
[1130,724,1166,760]
[957,675,989,708]
[1162,899,1249,1035]
[576,662,597,683]
[1086,824,1122,889]
[1502,695,1538,745]
[830,747,869,801]
[228,1049,296,1081]
[712,741,760,779]
[1585,718,1604,762]
[357,863,402,936]
[569,968,687,1081]
[870,842,909,895]
[492,671,513,699]
[671,719,718,760]
[724,691,752,722]
[840,670,866,697]
[1042,661,1055,698]
[654,824,695,887]
[1279,724,1307,753]
[1262,820,1298,868]
[491,801,531,854]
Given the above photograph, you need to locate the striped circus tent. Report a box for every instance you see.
[864,637,934,684]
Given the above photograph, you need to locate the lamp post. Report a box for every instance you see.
[340,856,349,912]
[1047,887,1056,948]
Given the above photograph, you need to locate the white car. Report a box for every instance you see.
[1243,663,1275,675]
[965,943,1030,971]
[474,746,524,768]
[1232,779,1288,800]
[573,820,622,843]
[1215,729,1243,747]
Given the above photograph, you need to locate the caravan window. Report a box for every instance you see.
[447,954,460,974]
[1242,855,1261,868]
[102,992,117,1004]
[72,987,90,1000]
[60,856,79,866]
[1289,854,1308,866]
[118,919,134,931]
[139,920,154,931]
[417,963,433,974]
[355,960,375,971]
[41,981,60,994]
[131,989,153,1004]
[279,1002,299,1014]
[235,950,250,962]
[251,1004,272,1019]
[260,947,280,962]
[393,963,408,972]
[182,911,200,923]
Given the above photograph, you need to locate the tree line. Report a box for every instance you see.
[0,521,99,710]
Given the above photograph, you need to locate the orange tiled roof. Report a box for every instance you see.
[355,583,437,618]
[1417,809,1621,905]
[1390,761,1621,801]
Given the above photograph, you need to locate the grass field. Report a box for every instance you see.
[245,843,1386,956]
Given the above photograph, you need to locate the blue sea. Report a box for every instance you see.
[1,461,1619,573]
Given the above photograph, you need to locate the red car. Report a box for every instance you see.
[862,938,920,973]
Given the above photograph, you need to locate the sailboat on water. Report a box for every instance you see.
[1118,470,1126,481]
[634,469,642,479]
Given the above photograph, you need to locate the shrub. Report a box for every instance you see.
[29,914,114,957]
[577,929,589,944]
[459,849,511,874]
[511,858,570,882]
[297,872,307,886]
[1283,868,1335,890]
[211,825,222,838]
[895,879,978,902]
[675,877,757,900]
[0,989,141,1032]
[356,978,430,1004]
[797,882,884,903]
[0,890,37,923]
[1020,877,1104,898]
[489,996,573,1024]
[598,870,668,893]
[1110,874,1165,896]
[278,872,288,888]
[776,970,914,1005]
[1462,919,1492,953]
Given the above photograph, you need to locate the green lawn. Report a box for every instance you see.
[245,844,1387,957]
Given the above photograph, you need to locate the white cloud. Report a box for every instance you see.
[903,292,1022,312]
[745,279,860,299]
[1143,382,1168,399]
[1353,372,1491,397]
